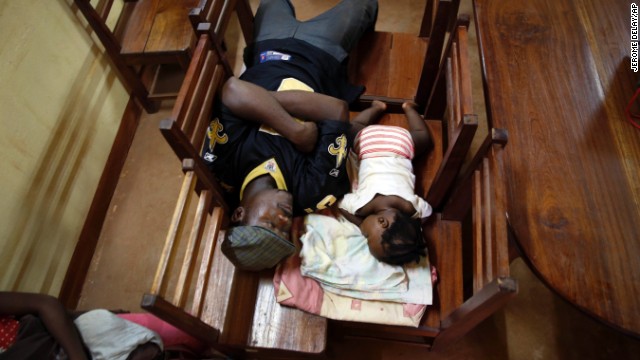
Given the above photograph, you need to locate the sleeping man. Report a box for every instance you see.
[201,0,380,271]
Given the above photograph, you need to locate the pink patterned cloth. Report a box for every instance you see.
[116,313,206,353]
[274,252,428,327]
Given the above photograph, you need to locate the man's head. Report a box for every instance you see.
[222,188,295,271]
[360,209,426,265]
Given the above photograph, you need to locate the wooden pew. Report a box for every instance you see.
[349,0,460,119]
[74,0,201,113]
[140,1,327,357]
[329,17,517,351]
[142,2,515,356]
[349,0,472,212]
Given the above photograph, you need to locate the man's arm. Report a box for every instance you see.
[0,292,88,360]
[221,77,348,152]
[269,90,349,123]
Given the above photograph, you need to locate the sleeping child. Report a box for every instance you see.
[339,100,433,265]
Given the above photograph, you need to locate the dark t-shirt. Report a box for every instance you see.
[202,38,362,215]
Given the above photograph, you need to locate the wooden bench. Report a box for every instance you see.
[138,1,328,358]
[140,1,516,356]
[74,0,202,113]
[349,0,459,119]
[329,17,516,351]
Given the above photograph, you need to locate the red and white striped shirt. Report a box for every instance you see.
[355,125,414,160]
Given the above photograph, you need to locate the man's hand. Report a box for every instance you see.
[292,121,318,153]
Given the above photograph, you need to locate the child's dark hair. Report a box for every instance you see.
[378,212,426,265]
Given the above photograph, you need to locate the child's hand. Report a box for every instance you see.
[293,121,318,153]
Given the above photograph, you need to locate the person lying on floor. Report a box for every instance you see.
[200,0,379,271]
[0,291,89,359]
[338,101,434,266]
[0,292,205,360]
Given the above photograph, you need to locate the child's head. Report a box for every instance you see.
[359,209,426,265]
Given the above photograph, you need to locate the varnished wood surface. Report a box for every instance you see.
[474,0,640,336]
[121,0,198,65]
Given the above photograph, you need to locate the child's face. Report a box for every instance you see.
[359,209,397,259]
[238,189,294,241]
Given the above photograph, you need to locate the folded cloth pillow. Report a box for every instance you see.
[274,252,426,327]
[74,310,163,360]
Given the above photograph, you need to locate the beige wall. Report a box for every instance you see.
[0,0,129,294]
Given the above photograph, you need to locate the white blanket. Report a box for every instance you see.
[300,214,433,305]
[74,310,163,360]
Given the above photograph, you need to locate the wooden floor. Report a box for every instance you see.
[77,0,640,358]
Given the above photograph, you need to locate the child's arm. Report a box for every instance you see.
[402,101,432,156]
[357,195,417,218]
[221,77,319,153]
[337,206,363,226]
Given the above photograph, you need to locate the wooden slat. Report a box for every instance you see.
[348,32,392,97]
[441,128,507,220]
[151,171,196,295]
[141,293,221,345]
[173,189,212,307]
[447,50,459,146]
[388,34,429,99]
[490,143,510,277]
[191,206,225,317]
[95,0,115,20]
[213,0,237,37]
[415,120,444,198]
[481,157,493,286]
[426,114,477,210]
[456,26,473,115]
[191,64,225,148]
[472,170,483,293]
[172,34,211,123]
[424,20,478,211]
[120,0,160,56]
[181,50,216,136]
[206,0,226,26]
[419,0,436,37]
[249,275,327,354]
[159,124,229,212]
[426,215,463,321]
[431,277,517,351]
[450,43,461,139]
[188,158,229,213]
[424,10,467,119]
[197,22,234,76]
[145,0,199,67]
[418,0,461,111]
